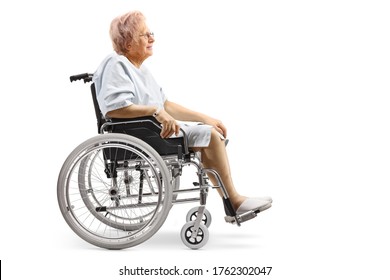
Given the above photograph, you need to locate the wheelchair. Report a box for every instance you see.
[57,73,260,250]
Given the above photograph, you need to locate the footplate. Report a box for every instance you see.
[224,210,258,225]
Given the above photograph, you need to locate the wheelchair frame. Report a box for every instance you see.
[57,73,258,250]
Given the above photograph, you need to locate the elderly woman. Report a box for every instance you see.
[93,11,272,219]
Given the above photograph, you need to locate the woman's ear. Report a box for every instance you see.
[125,43,132,52]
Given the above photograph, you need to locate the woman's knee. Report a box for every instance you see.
[209,128,225,145]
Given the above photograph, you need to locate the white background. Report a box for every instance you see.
[1,0,389,279]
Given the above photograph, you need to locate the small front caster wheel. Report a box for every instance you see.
[186,207,212,228]
[180,221,209,249]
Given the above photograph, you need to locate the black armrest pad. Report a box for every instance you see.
[106,117,186,156]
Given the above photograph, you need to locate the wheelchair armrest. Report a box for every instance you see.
[101,116,161,133]
[102,116,190,157]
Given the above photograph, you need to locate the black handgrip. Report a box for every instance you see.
[69,73,93,83]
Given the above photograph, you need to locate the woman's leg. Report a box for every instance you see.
[198,129,246,210]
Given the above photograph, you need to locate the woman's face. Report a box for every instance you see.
[126,21,155,64]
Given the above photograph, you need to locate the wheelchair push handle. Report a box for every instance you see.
[70,73,93,83]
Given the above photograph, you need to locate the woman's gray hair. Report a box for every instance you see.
[109,11,145,55]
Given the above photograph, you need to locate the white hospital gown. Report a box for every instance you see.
[92,53,212,147]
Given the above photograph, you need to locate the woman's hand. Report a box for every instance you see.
[204,117,227,138]
[155,109,180,138]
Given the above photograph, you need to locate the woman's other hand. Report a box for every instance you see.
[204,117,227,138]
[155,109,180,138]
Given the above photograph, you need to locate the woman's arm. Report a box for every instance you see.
[164,101,227,137]
[106,104,157,119]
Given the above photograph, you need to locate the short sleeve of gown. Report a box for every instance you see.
[96,59,136,116]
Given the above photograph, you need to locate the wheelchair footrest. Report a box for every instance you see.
[224,210,258,225]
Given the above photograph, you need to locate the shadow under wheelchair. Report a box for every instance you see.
[141,230,264,250]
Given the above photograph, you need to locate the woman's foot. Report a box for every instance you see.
[256,196,273,204]
[224,197,272,224]
[235,197,272,215]
[231,195,273,212]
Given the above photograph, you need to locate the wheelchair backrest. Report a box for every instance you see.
[89,83,107,133]
[69,73,105,133]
